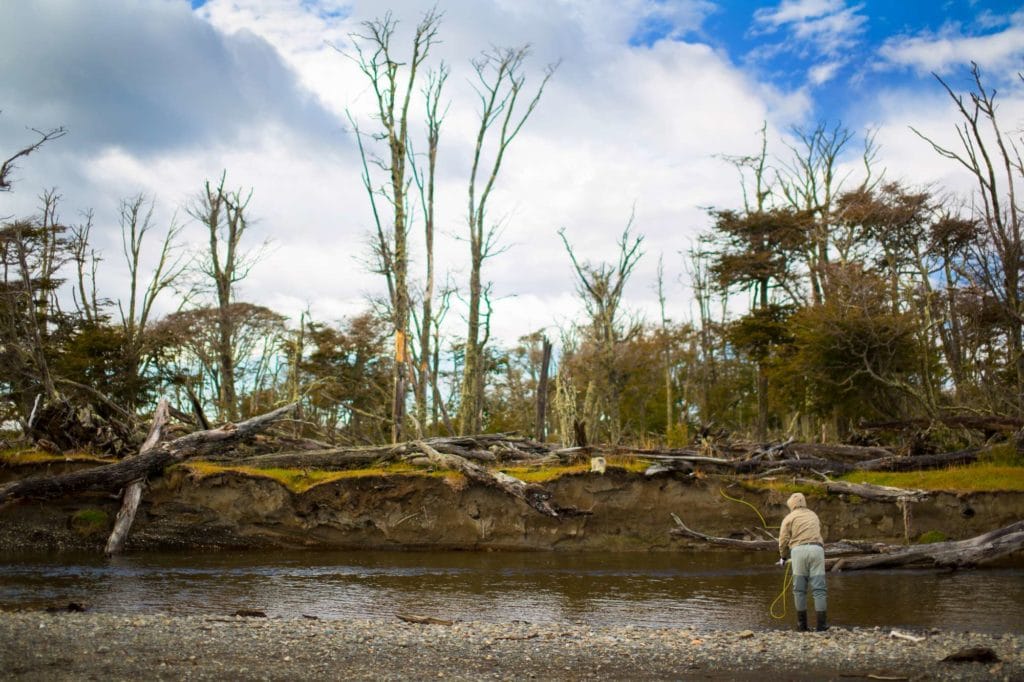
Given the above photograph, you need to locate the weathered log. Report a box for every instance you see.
[770,457,853,475]
[669,514,1024,571]
[223,437,504,471]
[414,440,563,517]
[104,399,170,556]
[0,403,298,505]
[670,513,776,550]
[795,477,930,503]
[829,520,1024,571]
[786,443,894,461]
[856,449,978,471]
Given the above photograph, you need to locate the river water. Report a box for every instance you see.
[1,550,1021,632]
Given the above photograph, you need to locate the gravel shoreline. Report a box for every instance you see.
[0,611,1019,681]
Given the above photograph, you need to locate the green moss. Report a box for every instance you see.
[916,530,948,544]
[180,461,446,493]
[0,449,114,466]
[70,508,109,536]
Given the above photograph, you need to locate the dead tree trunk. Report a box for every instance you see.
[829,521,1024,571]
[669,515,1024,571]
[414,440,564,517]
[0,403,297,505]
[535,336,552,442]
[104,399,170,556]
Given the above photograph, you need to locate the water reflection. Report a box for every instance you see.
[0,550,1021,632]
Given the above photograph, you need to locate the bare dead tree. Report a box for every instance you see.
[776,122,877,305]
[188,172,258,422]
[0,121,66,193]
[656,255,672,442]
[408,63,449,437]
[346,8,442,443]
[118,194,185,409]
[457,46,556,435]
[911,63,1024,412]
[535,335,552,441]
[68,209,102,324]
[559,218,644,443]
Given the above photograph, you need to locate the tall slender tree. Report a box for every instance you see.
[188,173,257,422]
[348,9,441,443]
[457,47,555,434]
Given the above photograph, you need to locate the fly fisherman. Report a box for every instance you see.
[778,492,828,632]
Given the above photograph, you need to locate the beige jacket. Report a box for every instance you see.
[778,492,823,558]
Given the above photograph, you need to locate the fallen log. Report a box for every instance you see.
[786,443,894,461]
[223,438,504,471]
[414,440,567,517]
[829,520,1024,571]
[669,513,876,556]
[856,449,978,471]
[669,514,1024,570]
[104,399,170,556]
[795,477,930,503]
[0,403,298,505]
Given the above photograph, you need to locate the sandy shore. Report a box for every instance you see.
[1,611,1020,681]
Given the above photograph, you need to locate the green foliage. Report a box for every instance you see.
[773,265,930,423]
[55,323,156,409]
[708,207,812,295]
[726,304,795,362]
[297,311,392,442]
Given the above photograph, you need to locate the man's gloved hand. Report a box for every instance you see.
[776,557,787,567]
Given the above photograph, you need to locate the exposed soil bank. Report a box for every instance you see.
[2,465,1022,552]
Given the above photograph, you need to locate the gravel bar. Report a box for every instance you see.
[0,611,1019,681]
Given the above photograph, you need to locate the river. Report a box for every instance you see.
[1,550,1021,632]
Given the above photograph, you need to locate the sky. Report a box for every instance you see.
[1,0,1023,346]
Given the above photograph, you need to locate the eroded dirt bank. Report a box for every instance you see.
[1,465,1022,552]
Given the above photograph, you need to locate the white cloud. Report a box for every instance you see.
[755,0,845,26]
[877,11,1024,75]
[753,0,867,57]
[0,0,816,346]
[808,60,842,85]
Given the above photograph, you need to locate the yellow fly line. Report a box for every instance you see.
[716,488,789,619]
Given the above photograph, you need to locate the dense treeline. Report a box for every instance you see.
[1,30,1021,453]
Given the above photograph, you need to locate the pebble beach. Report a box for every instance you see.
[0,611,1019,681]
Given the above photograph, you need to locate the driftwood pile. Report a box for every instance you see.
[1,401,1020,564]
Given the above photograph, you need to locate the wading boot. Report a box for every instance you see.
[797,611,808,632]
[815,611,828,632]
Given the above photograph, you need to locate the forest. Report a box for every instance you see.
[1,11,1023,460]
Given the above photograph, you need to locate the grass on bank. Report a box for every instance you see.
[836,463,1024,493]
[744,462,1024,495]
